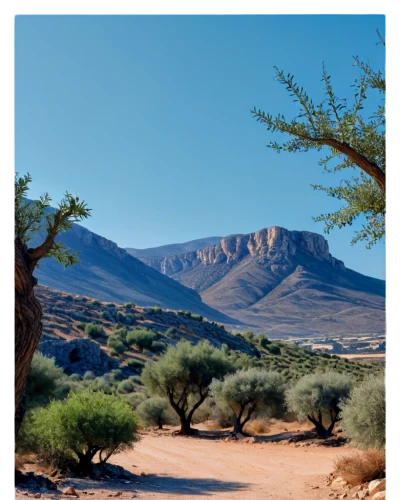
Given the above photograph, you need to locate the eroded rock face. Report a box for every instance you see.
[142,226,345,276]
[37,338,119,376]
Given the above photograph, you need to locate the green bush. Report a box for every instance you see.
[125,314,135,325]
[149,305,162,315]
[191,314,203,322]
[341,375,385,449]
[115,311,125,323]
[126,329,157,351]
[101,311,111,320]
[136,397,171,429]
[117,380,135,394]
[165,327,177,338]
[92,300,102,306]
[76,322,86,331]
[107,335,127,356]
[267,344,281,355]
[85,323,104,339]
[127,359,145,373]
[178,310,191,317]
[259,336,271,348]
[149,341,167,354]
[19,390,138,472]
[25,353,69,410]
[286,372,353,437]
[125,303,135,309]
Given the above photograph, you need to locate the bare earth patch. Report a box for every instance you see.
[16,423,356,500]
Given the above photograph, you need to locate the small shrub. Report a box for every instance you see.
[107,303,116,308]
[85,323,104,339]
[101,311,111,320]
[116,311,126,323]
[125,303,135,309]
[333,449,385,486]
[125,314,135,325]
[178,310,191,317]
[191,314,203,322]
[25,353,69,409]
[83,371,95,381]
[109,369,125,382]
[127,359,145,373]
[150,341,167,354]
[117,380,135,394]
[148,305,162,315]
[127,329,157,351]
[165,327,177,338]
[107,335,127,356]
[136,397,171,429]
[267,345,281,355]
[76,322,86,331]
[92,300,102,306]
[244,418,270,435]
[259,336,271,348]
[18,390,138,472]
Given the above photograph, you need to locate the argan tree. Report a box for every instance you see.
[141,340,233,435]
[286,372,353,437]
[211,368,285,435]
[15,173,90,434]
[252,34,385,248]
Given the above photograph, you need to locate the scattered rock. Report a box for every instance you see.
[368,479,385,497]
[63,487,79,497]
[140,472,146,476]
[338,494,348,499]
[332,476,348,487]
[34,494,41,499]
[114,493,122,497]
[372,492,385,500]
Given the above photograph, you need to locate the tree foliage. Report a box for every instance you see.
[252,34,385,247]
[212,369,285,434]
[286,372,353,437]
[141,340,233,434]
[341,374,385,449]
[15,172,91,267]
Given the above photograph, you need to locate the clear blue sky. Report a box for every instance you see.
[15,15,385,279]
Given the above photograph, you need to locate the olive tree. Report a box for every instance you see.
[252,34,385,248]
[286,372,352,437]
[141,340,233,435]
[15,173,90,435]
[341,374,385,449]
[19,390,137,473]
[211,368,285,434]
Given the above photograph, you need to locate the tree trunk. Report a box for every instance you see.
[15,240,42,437]
[76,450,97,475]
[180,416,196,436]
[307,414,334,438]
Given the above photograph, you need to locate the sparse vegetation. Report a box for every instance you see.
[334,449,385,486]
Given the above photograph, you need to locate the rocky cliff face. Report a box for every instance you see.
[141,227,345,277]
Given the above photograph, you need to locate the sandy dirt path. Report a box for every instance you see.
[20,431,355,500]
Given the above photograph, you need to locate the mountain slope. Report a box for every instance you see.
[31,224,236,324]
[138,227,385,336]
[126,236,222,259]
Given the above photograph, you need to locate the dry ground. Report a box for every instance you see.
[16,422,355,500]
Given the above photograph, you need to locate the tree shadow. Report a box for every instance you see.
[58,474,249,496]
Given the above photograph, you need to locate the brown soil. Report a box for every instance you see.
[16,423,355,500]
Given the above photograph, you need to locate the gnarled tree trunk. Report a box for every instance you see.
[15,239,42,437]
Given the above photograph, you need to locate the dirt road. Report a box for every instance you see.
[27,430,354,500]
